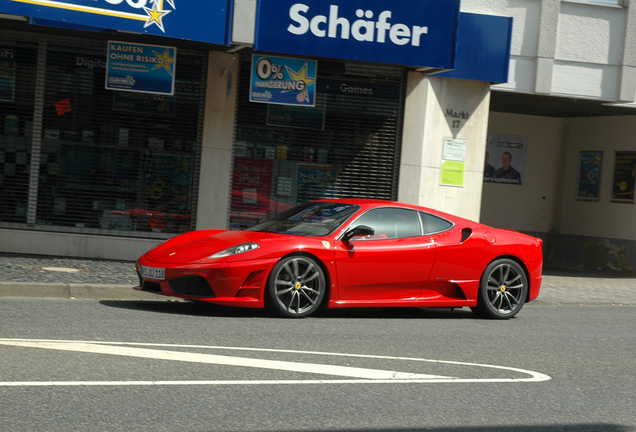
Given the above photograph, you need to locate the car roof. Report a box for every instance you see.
[315,198,394,205]
[314,198,481,227]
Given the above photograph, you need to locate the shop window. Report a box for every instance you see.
[0,31,205,236]
[230,56,405,229]
[0,39,37,224]
[24,40,206,235]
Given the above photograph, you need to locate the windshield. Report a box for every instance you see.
[247,202,359,236]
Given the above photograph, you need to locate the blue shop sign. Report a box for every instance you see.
[106,41,175,95]
[255,0,459,69]
[250,55,318,106]
[433,13,513,84]
[0,0,231,45]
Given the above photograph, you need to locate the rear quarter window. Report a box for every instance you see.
[420,212,454,234]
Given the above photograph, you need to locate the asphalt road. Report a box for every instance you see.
[1,297,634,432]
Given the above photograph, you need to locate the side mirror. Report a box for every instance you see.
[342,225,375,242]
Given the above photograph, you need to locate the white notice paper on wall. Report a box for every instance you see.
[442,138,467,162]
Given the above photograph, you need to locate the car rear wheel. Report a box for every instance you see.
[472,259,528,319]
[268,256,326,318]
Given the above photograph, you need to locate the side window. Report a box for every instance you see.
[420,212,454,235]
[352,208,422,240]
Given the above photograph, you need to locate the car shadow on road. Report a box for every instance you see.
[274,426,629,432]
[99,300,479,320]
[314,307,478,319]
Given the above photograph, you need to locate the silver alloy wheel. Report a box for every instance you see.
[485,261,526,315]
[473,259,528,319]
[269,256,325,318]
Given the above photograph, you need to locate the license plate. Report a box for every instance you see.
[141,266,165,280]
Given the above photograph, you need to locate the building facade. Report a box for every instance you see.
[1,0,636,274]
[470,0,636,274]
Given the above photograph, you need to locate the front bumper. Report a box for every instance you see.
[135,256,279,308]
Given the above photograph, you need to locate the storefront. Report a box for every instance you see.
[0,0,513,260]
[0,0,232,257]
[0,28,206,238]
[229,55,406,229]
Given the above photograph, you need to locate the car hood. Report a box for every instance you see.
[144,230,287,264]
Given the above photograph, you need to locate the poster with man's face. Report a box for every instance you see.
[483,134,528,185]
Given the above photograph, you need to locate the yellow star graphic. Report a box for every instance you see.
[143,3,171,32]
[152,49,175,74]
[0,61,15,79]
[178,158,191,172]
[286,63,316,104]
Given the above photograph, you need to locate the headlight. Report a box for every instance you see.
[211,243,260,258]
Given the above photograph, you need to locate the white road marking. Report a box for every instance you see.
[0,339,445,380]
[0,339,551,386]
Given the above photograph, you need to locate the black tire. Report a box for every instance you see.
[267,255,326,318]
[472,258,528,319]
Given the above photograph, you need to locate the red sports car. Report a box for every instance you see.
[135,199,543,319]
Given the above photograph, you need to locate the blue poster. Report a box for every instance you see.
[250,55,317,106]
[0,60,15,102]
[577,151,603,201]
[106,41,175,95]
[297,165,336,202]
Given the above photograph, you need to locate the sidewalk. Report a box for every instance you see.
[0,253,634,305]
[0,253,156,301]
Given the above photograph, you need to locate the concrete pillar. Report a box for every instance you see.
[398,72,491,222]
[196,51,238,229]
[534,0,560,94]
[618,0,636,102]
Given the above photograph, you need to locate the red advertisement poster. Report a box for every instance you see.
[230,158,274,227]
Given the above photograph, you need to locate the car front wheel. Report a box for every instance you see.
[472,259,528,319]
[267,255,326,318]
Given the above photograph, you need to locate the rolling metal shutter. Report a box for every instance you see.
[230,53,406,229]
[0,32,38,227]
[0,28,206,238]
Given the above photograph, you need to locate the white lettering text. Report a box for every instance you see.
[287,4,428,46]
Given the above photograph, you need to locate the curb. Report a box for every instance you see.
[528,298,636,306]
[0,282,165,301]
